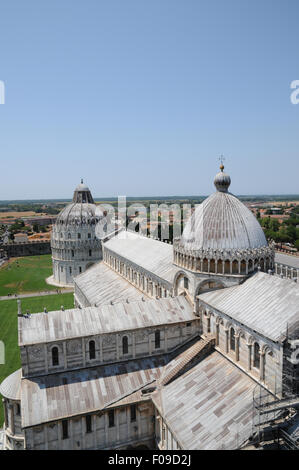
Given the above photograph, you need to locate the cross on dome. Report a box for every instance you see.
[218,155,225,172]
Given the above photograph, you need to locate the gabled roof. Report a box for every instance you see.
[74,262,145,307]
[103,230,176,284]
[275,252,299,270]
[198,271,299,341]
[152,351,256,450]
[18,296,194,346]
[21,356,167,428]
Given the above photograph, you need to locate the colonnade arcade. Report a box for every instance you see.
[201,307,277,390]
[103,248,172,299]
[173,242,274,276]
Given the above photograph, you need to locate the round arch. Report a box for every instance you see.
[173,270,192,296]
[194,278,226,297]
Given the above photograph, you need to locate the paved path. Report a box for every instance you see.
[0,288,74,301]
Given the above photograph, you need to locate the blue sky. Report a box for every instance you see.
[0,0,298,199]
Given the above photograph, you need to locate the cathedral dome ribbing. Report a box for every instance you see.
[174,165,274,276]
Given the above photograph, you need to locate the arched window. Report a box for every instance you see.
[224,259,230,273]
[230,328,235,351]
[253,342,260,369]
[232,260,238,274]
[86,415,92,433]
[52,347,59,366]
[68,233,71,239]
[240,260,246,274]
[202,258,208,272]
[62,420,68,439]
[89,340,96,360]
[155,330,160,349]
[122,336,128,355]
[184,277,189,289]
[206,316,211,334]
[108,410,115,428]
[210,259,215,273]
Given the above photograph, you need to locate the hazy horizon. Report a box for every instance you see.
[1,193,299,205]
[0,0,299,199]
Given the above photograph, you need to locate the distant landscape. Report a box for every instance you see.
[1,194,299,205]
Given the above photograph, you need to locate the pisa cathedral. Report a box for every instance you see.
[1,165,299,450]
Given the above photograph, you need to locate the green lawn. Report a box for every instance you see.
[0,255,58,296]
[0,293,74,426]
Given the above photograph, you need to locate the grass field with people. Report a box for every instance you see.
[0,255,58,296]
[0,293,74,425]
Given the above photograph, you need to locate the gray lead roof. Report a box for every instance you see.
[18,296,194,346]
[198,271,299,341]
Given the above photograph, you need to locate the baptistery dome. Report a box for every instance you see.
[174,165,274,277]
[50,180,103,286]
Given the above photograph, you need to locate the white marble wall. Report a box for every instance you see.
[2,398,24,450]
[21,319,200,378]
[51,225,102,285]
[24,402,154,450]
[199,304,283,395]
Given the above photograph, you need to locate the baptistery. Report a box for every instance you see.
[173,165,274,278]
[50,180,103,286]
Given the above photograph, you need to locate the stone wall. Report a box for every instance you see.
[51,224,102,286]
[154,407,181,450]
[1,397,24,450]
[21,319,200,378]
[24,401,154,450]
[3,241,51,258]
[199,303,283,395]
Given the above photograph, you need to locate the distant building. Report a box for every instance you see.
[13,233,28,244]
[24,216,57,226]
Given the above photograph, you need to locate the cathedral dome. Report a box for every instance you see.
[174,165,274,276]
[181,172,267,251]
